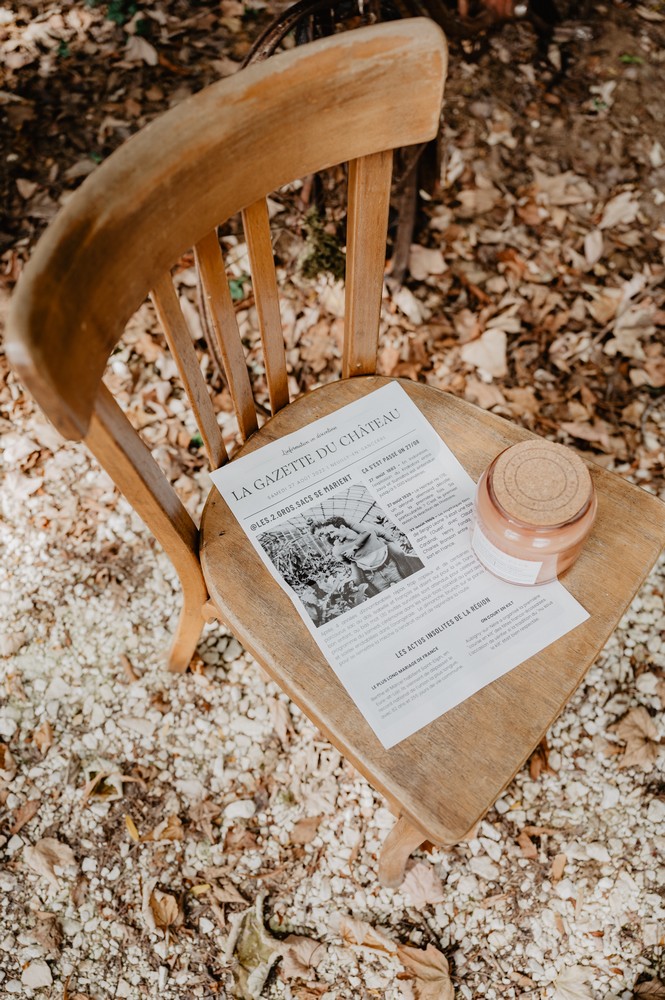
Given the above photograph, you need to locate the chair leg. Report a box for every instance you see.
[167,585,208,673]
[378,814,427,888]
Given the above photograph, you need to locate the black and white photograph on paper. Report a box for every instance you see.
[257,484,424,626]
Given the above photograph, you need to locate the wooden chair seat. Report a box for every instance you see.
[201,374,665,849]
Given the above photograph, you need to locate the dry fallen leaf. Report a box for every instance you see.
[146,813,185,842]
[408,245,446,282]
[553,965,594,1000]
[613,707,662,772]
[31,911,63,957]
[633,979,665,999]
[460,329,507,378]
[528,737,555,780]
[339,915,395,953]
[457,181,501,216]
[80,768,124,805]
[599,190,640,230]
[268,697,294,745]
[16,177,39,199]
[225,895,284,999]
[290,986,328,1000]
[584,230,603,266]
[643,356,665,388]
[464,377,506,410]
[148,887,181,930]
[33,720,54,754]
[0,742,17,782]
[290,815,322,846]
[124,34,158,66]
[120,654,140,683]
[211,879,247,905]
[397,943,454,1000]
[560,420,612,451]
[190,798,222,841]
[401,862,445,908]
[190,883,211,897]
[517,830,538,860]
[24,837,76,891]
[125,814,140,843]
[279,934,326,980]
[551,853,567,883]
[10,798,40,835]
[531,166,593,207]
[6,671,27,699]
[510,970,537,987]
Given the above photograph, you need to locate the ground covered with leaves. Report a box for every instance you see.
[1,0,664,997]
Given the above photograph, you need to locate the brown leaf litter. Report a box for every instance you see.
[611,706,663,771]
[23,837,77,891]
[338,913,454,999]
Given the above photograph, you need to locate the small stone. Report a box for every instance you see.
[6,835,23,855]
[0,633,27,657]
[635,672,659,695]
[647,799,665,824]
[222,638,243,663]
[601,785,620,810]
[565,781,587,803]
[0,717,17,739]
[153,940,168,961]
[118,717,156,738]
[586,843,611,862]
[116,979,132,998]
[469,856,500,881]
[21,960,53,989]
[223,799,255,820]
[199,917,215,934]
[554,878,576,899]
[479,837,502,862]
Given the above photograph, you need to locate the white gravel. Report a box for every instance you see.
[1,365,664,1000]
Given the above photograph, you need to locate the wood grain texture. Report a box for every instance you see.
[343,151,394,378]
[84,384,208,671]
[195,231,258,442]
[242,199,290,414]
[6,19,448,439]
[150,272,227,470]
[201,375,665,845]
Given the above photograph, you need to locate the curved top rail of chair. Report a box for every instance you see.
[7,18,448,442]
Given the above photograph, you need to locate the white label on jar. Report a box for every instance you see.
[471,522,543,585]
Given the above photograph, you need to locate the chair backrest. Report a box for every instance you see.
[7,19,448,585]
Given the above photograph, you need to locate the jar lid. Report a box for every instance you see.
[490,440,593,527]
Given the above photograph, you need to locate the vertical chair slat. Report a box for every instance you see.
[195,230,259,442]
[151,273,228,470]
[342,150,393,378]
[242,199,290,415]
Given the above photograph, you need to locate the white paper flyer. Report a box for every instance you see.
[210,383,589,748]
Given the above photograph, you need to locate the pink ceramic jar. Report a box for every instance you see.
[471,439,597,586]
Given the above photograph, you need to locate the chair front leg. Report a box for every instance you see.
[378,814,428,888]
[167,575,210,673]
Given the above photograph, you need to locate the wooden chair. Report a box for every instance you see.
[7,20,664,888]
